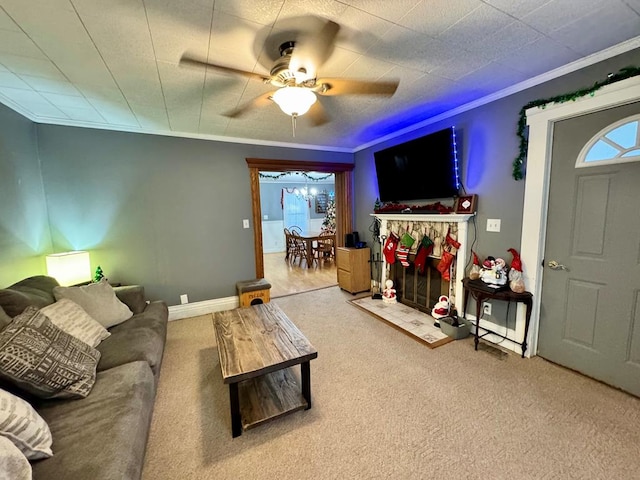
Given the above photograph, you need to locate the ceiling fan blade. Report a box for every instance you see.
[290,20,340,81]
[179,54,269,82]
[306,100,329,127]
[316,78,399,96]
[223,92,275,118]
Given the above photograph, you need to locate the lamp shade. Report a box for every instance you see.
[46,251,91,286]
[272,87,317,116]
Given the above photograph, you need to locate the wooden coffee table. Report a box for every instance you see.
[212,303,318,437]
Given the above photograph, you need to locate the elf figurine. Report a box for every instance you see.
[508,248,525,293]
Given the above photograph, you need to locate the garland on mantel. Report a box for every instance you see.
[512,65,640,181]
[259,171,333,181]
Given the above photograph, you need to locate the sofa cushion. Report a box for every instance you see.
[40,298,111,348]
[0,276,59,317]
[0,435,32,480]
[0,388,53,460]
[0,307,100,400]
[96,301,168,378]
[53,280,133,329]
[32,361,155,480]
[114,285,147,315]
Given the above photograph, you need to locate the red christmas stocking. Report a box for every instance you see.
[414,235,434,274]
[383,232,399,264]
[437,231,460,281]
[396,245,410,267]
[437,251,455,281]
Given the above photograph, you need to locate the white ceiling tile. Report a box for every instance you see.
[549,3,640,56]
[20,75,82,96]
[217,0,284,25]
[337,0,423,23]
[0,53,61,77]
[40,92,92,109]
[482,0,554,18]
[130,104,171,130]
[332,7,395,55]
[497,36,583,76]
[399,0,483,36]
[0,85,51,105]
[522,0,607,34]
[437,3,513,48]
[0,8,21,31]
[0,30,46,59]
[0,0,634,149]
[19,100,67,118]
[0,71,32,89]
[482,21,542,58]
[625,0,640,15]
[55,105,105,123]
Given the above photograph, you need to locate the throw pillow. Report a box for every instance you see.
[0,388,53,460]
[0,306,100,399]
[53,280,133,328]
[40,298,111,347]
[0,435,32,480]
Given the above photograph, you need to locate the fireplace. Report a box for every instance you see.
[390,257,448,315]
[373,213,475,315]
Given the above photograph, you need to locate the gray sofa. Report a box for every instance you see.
[0,276,168,480]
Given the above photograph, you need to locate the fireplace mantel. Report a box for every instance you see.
[371,213,475,315]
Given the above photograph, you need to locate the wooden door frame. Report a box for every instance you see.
[521,75,640,357]
[246,158,355,279]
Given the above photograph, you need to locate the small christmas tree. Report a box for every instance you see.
[322,199,336,233]
[94,266,104,283]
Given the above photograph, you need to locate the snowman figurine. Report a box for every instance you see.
[382,279,397,304]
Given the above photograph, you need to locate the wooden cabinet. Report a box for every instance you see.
[336,247,371,294]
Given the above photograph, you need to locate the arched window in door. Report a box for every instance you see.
[576,113,640,168]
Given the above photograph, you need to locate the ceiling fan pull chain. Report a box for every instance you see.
[291,114,297,137]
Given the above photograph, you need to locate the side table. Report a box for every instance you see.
[462,277,533,358]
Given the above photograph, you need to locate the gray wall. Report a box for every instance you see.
[0,103,52,286]
[35,126,352,304]
[354,47,640,326]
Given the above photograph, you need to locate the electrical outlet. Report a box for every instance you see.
[180,294,188,304]
[486,218,501,232]
[483,302,492,316]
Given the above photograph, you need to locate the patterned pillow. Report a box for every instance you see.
[0,435,32,480]
[0,307,100,399]
[40,298,111,347]
[0,388,53,460]
[53,280,133,328]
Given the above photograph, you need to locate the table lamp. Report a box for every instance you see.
[45,251,91,286]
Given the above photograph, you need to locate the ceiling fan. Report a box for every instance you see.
[179,18,399,132]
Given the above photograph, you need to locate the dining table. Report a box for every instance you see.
[289,231,335,268]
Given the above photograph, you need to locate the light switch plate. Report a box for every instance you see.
[243,219,250,229]
[486,219,501,232]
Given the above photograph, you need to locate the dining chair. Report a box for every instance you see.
[314,231,335,262]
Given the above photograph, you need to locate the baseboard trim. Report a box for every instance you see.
[168,296,239,321]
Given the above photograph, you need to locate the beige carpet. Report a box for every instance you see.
[143,286,640,480]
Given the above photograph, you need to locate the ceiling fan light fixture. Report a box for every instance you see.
[272,87,317,117]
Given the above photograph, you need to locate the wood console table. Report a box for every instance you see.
[213,303,317,437]
[462,277,533,358]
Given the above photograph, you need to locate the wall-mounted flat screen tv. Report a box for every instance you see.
[374,127,459,203]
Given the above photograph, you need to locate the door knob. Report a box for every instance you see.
[548,260,568,271]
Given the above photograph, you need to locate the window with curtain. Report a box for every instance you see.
[282,188,309,232]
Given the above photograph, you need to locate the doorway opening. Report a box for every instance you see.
[246,158,355,297]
